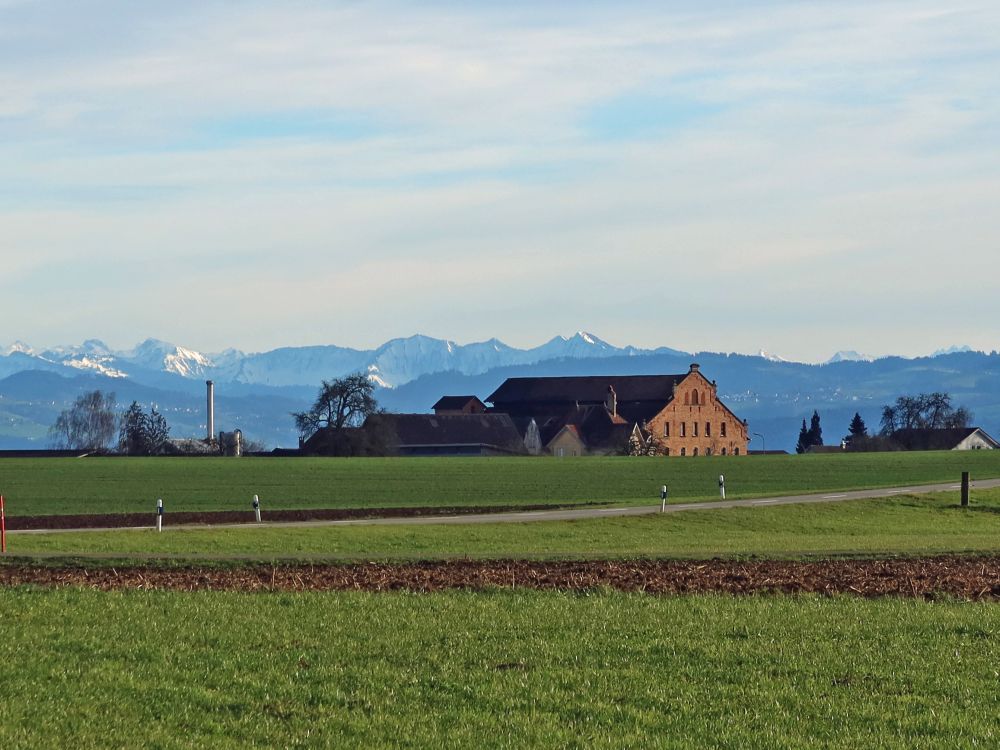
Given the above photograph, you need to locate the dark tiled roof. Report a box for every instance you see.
[487,375,686,406]
[891,428,987,451]
[374,413,527,453]
[432,395,485,411]
[541,404,637,453]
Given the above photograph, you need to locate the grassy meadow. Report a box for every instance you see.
[1,588,997,748]
[9,490,1000,560]
[2,450,1000,517]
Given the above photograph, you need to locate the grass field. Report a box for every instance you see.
[3,450,1000,516]
[1,588,997,748]
[10,490,1000,560]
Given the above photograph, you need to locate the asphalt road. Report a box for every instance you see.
[9,477,999,535]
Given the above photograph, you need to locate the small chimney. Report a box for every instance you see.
[606,385,617,418]
[689,363,700,373]
[206,380,215,441]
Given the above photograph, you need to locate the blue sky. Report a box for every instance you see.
[1,0,998,361]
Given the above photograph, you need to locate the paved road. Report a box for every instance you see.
[9,477,999,535]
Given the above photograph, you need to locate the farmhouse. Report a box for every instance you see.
[891,428,999,451]
[486,364,749,456]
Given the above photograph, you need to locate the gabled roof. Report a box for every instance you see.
[372,413,526,453]
[892,427,998,451]
[540,403,639,453]
[487,374,686,405]
[432,395,486,411]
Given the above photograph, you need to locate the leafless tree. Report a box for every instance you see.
[50,390,118,452]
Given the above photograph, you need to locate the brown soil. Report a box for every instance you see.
[5,504,584,531]
[2,557,998,599]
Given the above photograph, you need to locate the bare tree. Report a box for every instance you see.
[50,390,118,452]
[293,372,381,441]
[880,393,972,435]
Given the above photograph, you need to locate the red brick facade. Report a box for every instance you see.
[644,365,749,456]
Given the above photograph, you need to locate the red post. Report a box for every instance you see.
[1,495,6,553]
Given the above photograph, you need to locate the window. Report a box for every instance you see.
[721,422,727,438]
[680,447,686,456]
[693,447,699,457]
[705,447,712,456]
[663,422,669,438]
[664,447,670,456]
[693,422,699,437]
[721,448,727,456]
[692,389,699,405]
[705,422,711,437]
[734,447,740,456]
[681,422,686,437]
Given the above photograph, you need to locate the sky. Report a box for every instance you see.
[1,0,998,362]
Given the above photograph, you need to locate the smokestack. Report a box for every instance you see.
[206,380,215,441]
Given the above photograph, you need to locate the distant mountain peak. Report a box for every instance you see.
[758,349,791,363]
[826,350,873,364]
[4,340,34,356]
[932,345,973,357]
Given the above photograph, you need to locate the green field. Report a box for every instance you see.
[9,490,1000,560]
[1,588,997,748]
[4,455,1000,749]
[3,451,1000,516]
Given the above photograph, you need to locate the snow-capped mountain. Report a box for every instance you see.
[931,345,974,357]
[826,350,874,364]
[2,334,988,392]
[758,349,792,363]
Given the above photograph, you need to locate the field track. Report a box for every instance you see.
[9,477,1000,532]
[3,557,999,598]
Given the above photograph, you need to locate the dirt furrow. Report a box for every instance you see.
[1,557,999,598]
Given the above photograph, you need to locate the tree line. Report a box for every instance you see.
[797,391,973,454]
[49,391,172,454]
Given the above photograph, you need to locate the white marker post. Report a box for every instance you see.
[156,498,163,533]
[253,494,261,523]
[719,475,726,500]
[660,485,668,513]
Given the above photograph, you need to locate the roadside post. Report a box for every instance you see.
[253,494,262,523]
[719,474,726,500]
[961,472,970,507]
[156,498,164,533]
[660,485,668,512]
[1,495,7,553]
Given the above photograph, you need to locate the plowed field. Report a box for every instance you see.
[3,557,998,598]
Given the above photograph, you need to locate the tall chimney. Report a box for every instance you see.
[606,385,617,418]
[206,380,215,441]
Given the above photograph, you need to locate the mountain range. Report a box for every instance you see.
[1,333,997,452]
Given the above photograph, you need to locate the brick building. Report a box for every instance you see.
[486,364,748,456]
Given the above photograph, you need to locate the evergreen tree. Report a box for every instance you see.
[846,412,868,445]
[795,419,810,454]
[807,410,823,448]
[118,401,170,455]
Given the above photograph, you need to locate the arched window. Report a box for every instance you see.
[680,447,686,456]
[721,422,727,438]
[705,447,712,456]
[721,448,727,456]
[693,447,699,457]
[734,447,740,456]
[664,447,670,456]
[691,389,699,405]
